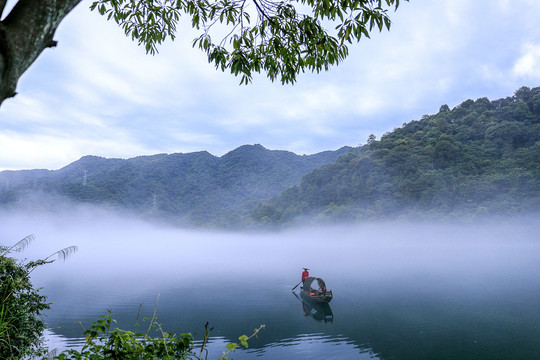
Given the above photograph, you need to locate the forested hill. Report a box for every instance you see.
[252,86,540,225]
[0,144,351,227]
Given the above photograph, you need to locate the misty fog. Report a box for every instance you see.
[2,205,539,359]
[3,205,539,300]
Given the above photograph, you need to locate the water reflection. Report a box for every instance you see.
[293,291,334,323]
[43,330,377,360]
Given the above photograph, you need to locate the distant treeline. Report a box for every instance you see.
[1,87,539,228]
[252,86,540,225]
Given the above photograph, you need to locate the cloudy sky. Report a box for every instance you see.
[1,0,540,170]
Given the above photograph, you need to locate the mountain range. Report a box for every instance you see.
[0,144,351,227]
[1,86,539,228]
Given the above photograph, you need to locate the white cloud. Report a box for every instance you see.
[513,43,540,78]
[275,84,346,121]
[0,132,79,170]
[0,127,154,170]
[1,95,51,124]
[167,130,222,147]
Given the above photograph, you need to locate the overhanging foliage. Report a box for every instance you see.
[90,0,404,84]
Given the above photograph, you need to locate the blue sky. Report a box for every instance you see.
[1,0,540,170]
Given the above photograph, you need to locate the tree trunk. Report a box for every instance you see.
[0,0,82,107]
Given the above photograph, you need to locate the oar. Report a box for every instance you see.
[292,280,302,291]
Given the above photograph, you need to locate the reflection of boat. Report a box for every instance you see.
[300,277,333,303]
[293,291,334,323]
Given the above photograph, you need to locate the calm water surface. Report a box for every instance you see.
[3,211,540,360]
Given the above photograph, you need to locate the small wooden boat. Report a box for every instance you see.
[300,277,333,303]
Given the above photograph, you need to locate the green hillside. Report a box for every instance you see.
[0,144,351,227]
[252,86,540,225]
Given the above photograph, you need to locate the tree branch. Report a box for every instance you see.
[0,0,82,106]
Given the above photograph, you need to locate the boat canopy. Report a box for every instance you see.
[303,277,327,291]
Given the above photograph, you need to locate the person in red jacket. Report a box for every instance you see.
[301,267,310,284]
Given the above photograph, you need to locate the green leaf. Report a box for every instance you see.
[239,334,249,348]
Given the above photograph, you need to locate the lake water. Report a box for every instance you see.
[3,209,540,360]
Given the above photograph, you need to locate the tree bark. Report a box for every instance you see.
[0,0,82,107]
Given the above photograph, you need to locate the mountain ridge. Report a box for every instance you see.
[0,144,352,227]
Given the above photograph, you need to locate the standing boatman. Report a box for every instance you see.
[301,267,310,285]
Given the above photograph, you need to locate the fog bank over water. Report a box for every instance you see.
[2,206,538,285]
